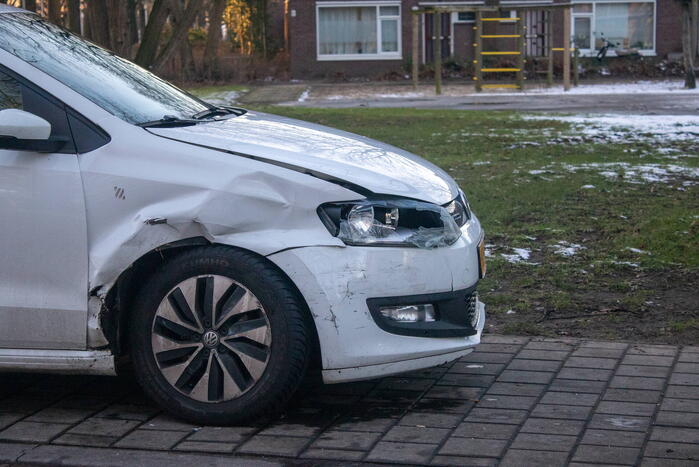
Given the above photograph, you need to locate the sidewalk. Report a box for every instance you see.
[0,335,697,466]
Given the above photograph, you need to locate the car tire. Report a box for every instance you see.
[129,246,311,425]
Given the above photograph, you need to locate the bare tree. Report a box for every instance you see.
[134,0,172,68]
[203,0,227,79]
[151,0,204,73]
[85,0,111,47]
[47,0,61,24]
[67,0,80,33]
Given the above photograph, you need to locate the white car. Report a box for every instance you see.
[0,5,486,425]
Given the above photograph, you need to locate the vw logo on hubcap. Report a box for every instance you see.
[202,330,220,348]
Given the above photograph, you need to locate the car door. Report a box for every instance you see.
[0,67,88,350]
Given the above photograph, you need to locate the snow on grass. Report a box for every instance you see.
[325,92,426,100]
[559,162,699,187]
[200,90,241,106]
[501,247,538,265]
[297,88,311,103]
[552,241,585,257]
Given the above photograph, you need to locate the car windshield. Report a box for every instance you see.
[0,12,211,125]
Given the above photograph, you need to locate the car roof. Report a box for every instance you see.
[0,5,26,14]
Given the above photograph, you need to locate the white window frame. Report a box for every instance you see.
[316,1,402,61]
[571,0,656,57]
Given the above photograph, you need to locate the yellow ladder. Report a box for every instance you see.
[473,12,525,92]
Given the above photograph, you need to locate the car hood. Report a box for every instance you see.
[146,111,458,205]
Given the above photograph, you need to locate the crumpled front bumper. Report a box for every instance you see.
[267,217,486,383]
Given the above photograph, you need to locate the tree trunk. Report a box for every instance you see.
[134,0,172,68]
[85,0,111,47]
[203,0,227,80]
[127,0,140,46]
[67,0,80,34]
[107,0,131,56]
[24,0,37,12]
[682,1,697,89]
[152,0,205,73]
[47,0,61,25]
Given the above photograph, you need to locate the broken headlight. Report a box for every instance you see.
[317,198,463,249]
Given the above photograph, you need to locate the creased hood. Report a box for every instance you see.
[147,111,458,205]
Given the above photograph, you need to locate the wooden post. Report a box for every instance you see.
[562,6,571,91]
[412,13,420,89]
[516,14,524,90]
[692,0,698,60]
[475,10,483,92]
[573,47,580,87]
[433,12,442,95]
[546,11,553,87]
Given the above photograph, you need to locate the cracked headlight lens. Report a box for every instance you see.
[317,198,462,249]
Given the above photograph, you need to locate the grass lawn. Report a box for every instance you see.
[257,107,698,344]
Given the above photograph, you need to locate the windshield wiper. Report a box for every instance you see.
[138,115,199,128]
[191,106,246,120]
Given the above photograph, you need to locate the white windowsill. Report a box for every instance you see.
[317,54,403,61]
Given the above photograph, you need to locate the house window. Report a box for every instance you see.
[454,12,475,23]
[317,2,401,60]
[572,1,655,55]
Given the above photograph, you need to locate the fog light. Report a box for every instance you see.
[379,304,436,322]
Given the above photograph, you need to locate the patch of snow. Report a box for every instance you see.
[625,247,649,254]
[478,80,697,97]
[200,90,241,106]
[557,162,699,187]
[581,184,596,189]
[552,241,585,257]
[612,261,640,267]
[506,309,517,315]
[501,247,538,265]
[297,88,311,102]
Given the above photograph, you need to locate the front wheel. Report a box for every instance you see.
[129,246,311,425]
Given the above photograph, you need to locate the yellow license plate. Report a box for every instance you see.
[478,237,487,278]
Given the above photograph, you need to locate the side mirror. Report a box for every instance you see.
[0,109,62,152]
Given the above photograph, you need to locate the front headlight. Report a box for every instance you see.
[317,198,463,249]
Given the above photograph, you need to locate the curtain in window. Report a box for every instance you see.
[595,2,653,49]
[319,7,377,55]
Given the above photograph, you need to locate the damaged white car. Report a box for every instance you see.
[0,5,486,424]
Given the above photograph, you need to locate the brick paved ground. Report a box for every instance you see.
[0,336,697,466]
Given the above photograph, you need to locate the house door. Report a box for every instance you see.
[424,13,452,63]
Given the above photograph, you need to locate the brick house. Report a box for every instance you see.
[285,0,685,79]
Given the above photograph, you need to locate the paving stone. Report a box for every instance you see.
[641,458,699,467]
[564,357,618,370]
[474,344,522,354]
[173,441,234,453]
[500,449,569,467]
[311,430,379,450]
[0,441,38,463]
[186,426,257,443]
[511,432,577,452]
[678,352,699,363]
[399,412,462,428]
[383,426,450,444]
[506,359,562,372]
[549,379,606,394]
[465,353,513,364]
[523,340,573,351]
[437,374,496,388]
[627,344,677,356]
[114,429,186,450]
[52,395,113,411]
[610,376,666,391]
[684,346,699,353]
[258,423,322,438]
[539,392,599,406]
[94,404,160,421]
[588,413,651,432]
[520,418,585,436]
[531,404,592,420]
[237,435,309,456]
[616,365,671,378]
[644,441,699,460]
[439,437,507,457]
[572,347,625,359]
[660,398,699,413]
[51,433,116,447]
[300,448,364,461]
[603,388,662,403]
[366,441,438,464]
[622,355,675,367]
[674,363,699,374]
[331,416,395,433]
[376,377,435,392]
[452,422,518,439]
[497,370,553,384]
[464,408,528,425]
[665,385,699,399]
[140,414,200,432]
[0,415,22,431]
[413,398,475,414]
[573,445,640,464]
[669,373,699,386]
[557,368,613,381]
[650,426,699,444]
[516,350,569,361]
[655,411,699,428]
[478,395,537,410]
[483,336,529,344]
[449,362,505,376]
[581,429,646,447]
[486,382,546,397]
[425,386,484,400]
[596,401,658,417]
[68,418,139,437]
[0,421,70,442]
[431,455,497,466]
[25,407,93,424]
[580,341,628,350]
